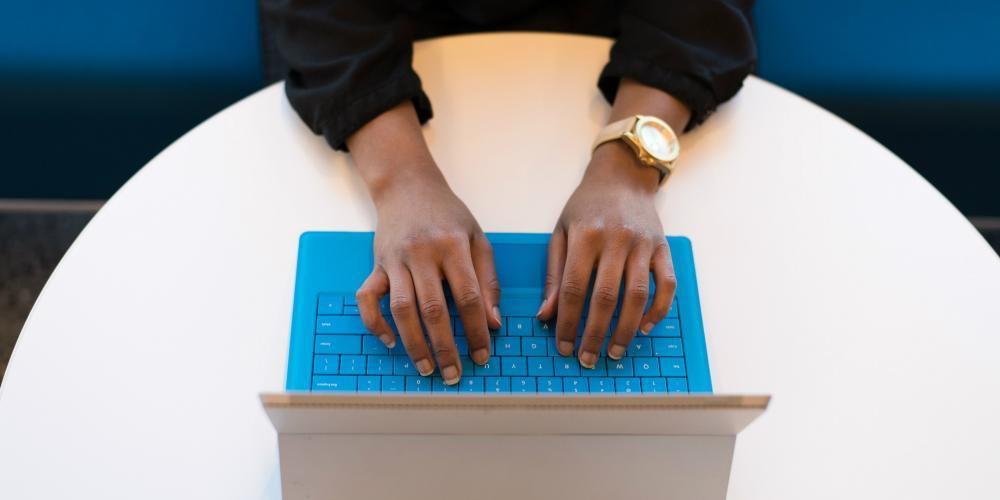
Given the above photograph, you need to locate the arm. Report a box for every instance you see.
[263,2,499,385]
[540,1,757,368]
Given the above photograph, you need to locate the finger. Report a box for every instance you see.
[444,243,491,365]
[387,265,435,377]
[554,230,598,357]
[356,266,396,347]
[410,262,462,385]
[537,228,567,321]
[607,244,653,360]
[639,242,678,334]
[471,234,502,330]
[578,243,628,368]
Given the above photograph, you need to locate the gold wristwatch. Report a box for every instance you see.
[592,115,680,186]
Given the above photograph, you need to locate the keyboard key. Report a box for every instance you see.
[454,336,469,355]
[486,376,510,392]
[661,358,686,377]
[511,377,536,393]
[534,318,554,336]
[545,336,559,356]
[406,376,430,392]
[606,358,634,377]
[460,357,475,377]
[495,338,520,356]
[554,357,581,376]
[528,357,554,376]
[358,376,380,392]
[475,357,502,376]
[313,375,356,392]
[628,337,652,356]
[538,377,563,393]
[459,377,484,393]
[388,338,406,355]
[432,378,458,392]
[589,378,615,393]
[315,335,361,354]
[667,377,689,393]
[633,357,660,377]
[343,305,361,315]
[313,355,339,375]
[667,298,679,318]
[344,293,358,307]
[579,358,607,377]
[648,319,681,337]
[362,335,388,355]
[340,355,366,375]
[366,355,392,375]
[564,377,589,393]
[652,338,684,357]
[382,376,404,392]
[317,294,344,315]
[316,315,367,334]
[521,337,546,356]
[394,356,418,376]
[507,317,533,336]
[641,377,667,393]
[501,356,527,376]
[616,378,640,393]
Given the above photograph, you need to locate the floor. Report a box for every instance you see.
[1,208,999,383]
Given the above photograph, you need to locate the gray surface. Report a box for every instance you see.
[0,211,94,381]
[0,210,998,383]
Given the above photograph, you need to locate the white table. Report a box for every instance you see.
[2,33,998,499]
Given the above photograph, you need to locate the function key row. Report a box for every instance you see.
[313,375,689,393]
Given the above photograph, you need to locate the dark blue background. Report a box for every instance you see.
[1,1,997,214]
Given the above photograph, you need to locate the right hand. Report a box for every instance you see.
[355,172,501,386]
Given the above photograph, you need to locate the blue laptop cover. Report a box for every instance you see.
[286,232,711,394]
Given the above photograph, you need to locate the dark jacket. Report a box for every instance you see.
[262,0,757,150]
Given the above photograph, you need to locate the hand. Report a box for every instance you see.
[354,171,501,386]
[537,141,677,368]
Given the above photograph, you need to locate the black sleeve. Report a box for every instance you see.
[598,0,757,130]
[261,0,432,151]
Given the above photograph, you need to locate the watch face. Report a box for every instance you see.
[636,118,680,162]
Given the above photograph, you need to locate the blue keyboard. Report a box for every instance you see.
[311,291,688,393]
[286,232,712,394]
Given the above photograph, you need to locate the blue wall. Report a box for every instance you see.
[1,1,998,214]
[0,0,261,200]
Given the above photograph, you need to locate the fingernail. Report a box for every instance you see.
[492,306,502,325]
[535,298,546,319]
[608,344,626,360]
[579,351,597,369]
[379,334,396,348]
[640,322,654,335]
[441,365,460,385]
[416,359,434,376]
[558,340,574,356]
[472,348,490,365]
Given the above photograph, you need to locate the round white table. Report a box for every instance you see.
[2,33,998,499]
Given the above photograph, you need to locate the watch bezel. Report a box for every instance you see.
[633,115,680,163]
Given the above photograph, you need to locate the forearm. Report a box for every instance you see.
[345,101,446,206]
[587,78,692,193]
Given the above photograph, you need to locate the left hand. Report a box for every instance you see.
[536,141,677,368]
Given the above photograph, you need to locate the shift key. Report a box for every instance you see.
[316,315,368,334]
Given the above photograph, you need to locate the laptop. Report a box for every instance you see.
[262,231,768,499]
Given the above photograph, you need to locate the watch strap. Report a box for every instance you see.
[591,116,638,152]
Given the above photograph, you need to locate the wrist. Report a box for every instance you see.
[584,141,661,196]
[367,161,449,208]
